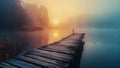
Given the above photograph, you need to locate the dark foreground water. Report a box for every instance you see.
[80,29,120,68]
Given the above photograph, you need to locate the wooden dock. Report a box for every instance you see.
[0,34,85,68]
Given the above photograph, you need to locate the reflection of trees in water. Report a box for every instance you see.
[0,37,24,61]
[0,0,24,61]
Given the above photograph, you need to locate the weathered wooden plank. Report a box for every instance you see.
[0,63,16,68]
[40,45,76,55]
[6,59,40,68]
[17,56,63,68]
[58,34,83,45]
[40,48,75,55]
[30,49,73,60]
[25,54,69,67]
[26,51,71,63]
[58,40,79,46]
[0,62,17,68]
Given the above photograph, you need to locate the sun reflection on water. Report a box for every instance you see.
[53,32,59,38]
[48,30,60,44]
[48,29,73,44]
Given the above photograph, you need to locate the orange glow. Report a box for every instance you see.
[49,30,62,43]
[53,32,59,38]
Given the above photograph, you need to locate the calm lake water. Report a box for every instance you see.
[80,29,120,68]
[49,28,120,68]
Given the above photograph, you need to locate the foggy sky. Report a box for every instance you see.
[22,0,120,30]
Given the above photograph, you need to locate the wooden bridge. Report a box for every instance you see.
[0,34,85,68]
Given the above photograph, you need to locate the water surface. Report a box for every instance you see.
[48,28,120,68]
[80,29,120,68]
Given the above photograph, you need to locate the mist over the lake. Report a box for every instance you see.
[80,0,120,68]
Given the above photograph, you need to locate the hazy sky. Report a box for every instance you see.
[22,0,82,21]
[22,0,120,29]
[22,0,120,18]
